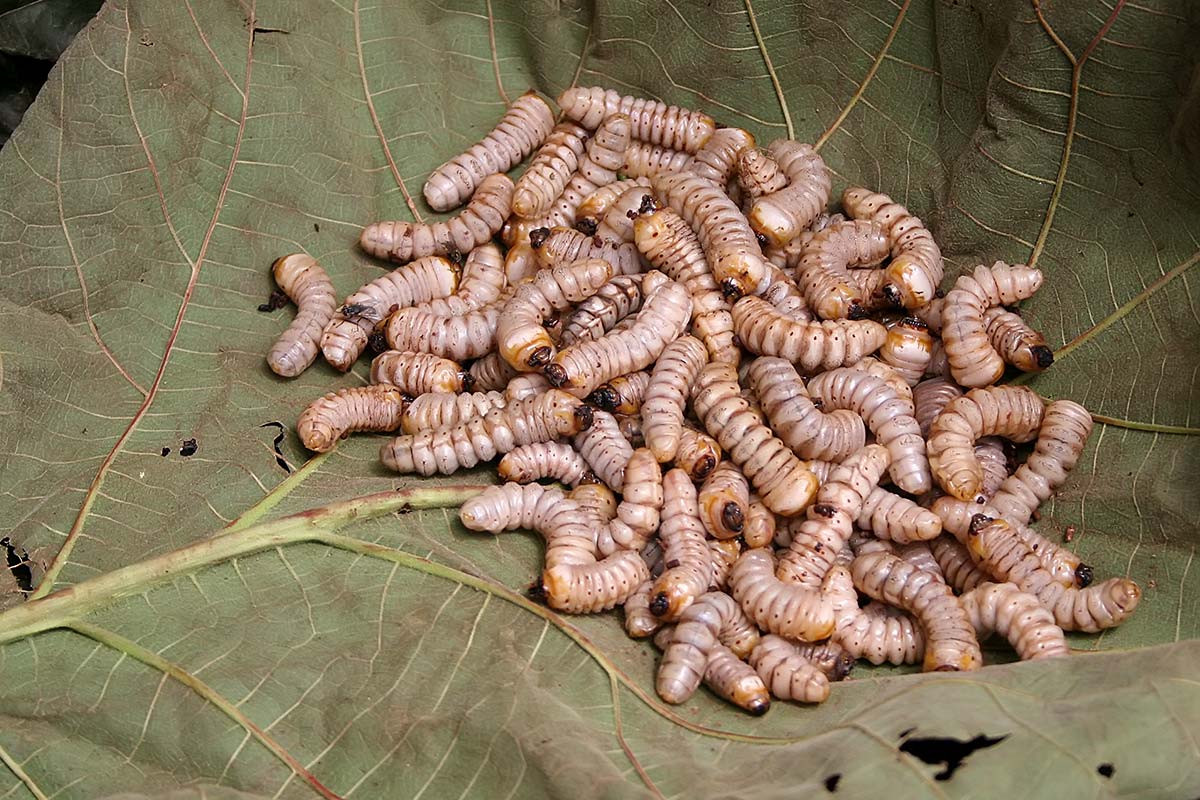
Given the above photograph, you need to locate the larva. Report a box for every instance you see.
[736,148,787,200]
[418,243,506,317]
[589,370,652,414]
[762,212,845,271]
[742,497,775,549]
[880,317,934,386]
[459,481,566,536]
[990,399,1093,526]
[959,582,1070,660]
[786,639,855,682]
[850,549,982,671]
[592,187,658,244]
[983,306,1053,372]
[747,357,865,462]
[557,86,716,153]
[321,256,459,371]
[688,127,756,186]
[576,177,654,222]
[504,372,551,401]
[512,122,590,220]
[468,351,519,391]
[692,362,819,516]
[728,548,841,642]
[297,385,408,452]
[675,424,722,481]
[913,377,963,438]
[380,389,592,475]
[857,486,943,543]
[748,140,831,247]
[929,534,989,593]
[704,645,771,714]
[424,92,554,212]
[834,600,925,666]
[498,258,613,370]
[975,437,1009,499]
[573,410,635,491]
[532,226,642,276]
[614,413,644,446]
[926,385,1045,501]
[656,590,759,705]
[748,635,832,704]
[941,261,1044,387]
[361,174,513,264]
[760,264,812,320]
[558,275,646,348]
[652,171,770,298]
[621,141,695,178]
[369,351,468,394]
[609,448,664,551]
[698,461,750,540]
[637,334,706,464]
[650,468,714,620]
[794,218,891,319]
[383,288,512,361]
[708,538,742,590]
[504,242,540,285]
[806,367,931,494]
[633,207,739,364]
[571,482,618,525]
[731,296,887,372]
[926,337,951,378]
[266,254,337,377]
[399,390,506,434]
[625,580,661,638]
[841,186,944,309]
[847,356,914,408]
[497,442,593,487]
[546,278,693,398]
[965,515,1141,632]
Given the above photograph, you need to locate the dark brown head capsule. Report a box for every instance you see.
[692,455,717,481]
[573,404,594,430]
[575,217,598,236]
[527,346,553,368]
[1032,345,1055,369]
[543,364,568,386]
[721,503,744,533]
[649,592,670,617]
[529,227,551,249]
[968,514,995,535]
[587,385,620,412]
[1075,563,1094,589]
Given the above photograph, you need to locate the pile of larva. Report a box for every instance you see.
[264,86,1141,714]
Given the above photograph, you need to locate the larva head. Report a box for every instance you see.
[728,675,771,716]
[587,385,621,412]
[543,363,568,387]
[965,514,1001,560]
[648,580,694,620]
[1032,345,1055,370]
[721,502,745,534]
[831,652,856,681]
[760,463,819,517]
[883,255,938,308]
[840,187,874,217]
[748,198,798,247]
[574,217,598,236]
[529,227,551,250]
[1075,563,1095,588]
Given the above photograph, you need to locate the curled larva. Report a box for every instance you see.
[736,148,787,200]
[929,534,989,593]
[399,390,506,434]
[749,635,832,704]
[806,367,931,494]
[383,288,511,361]
[266,254,337,377]
[965,515,1141,632]
[786,639,855,682]
[633,207,738,364]
[926,385,1045,501]
[577,177,654,221]
[370,351,468,394]
[794,218,891,319]
[504,373,551,401]
[747,357,865,462]
[361,174,513,264]
[321,256,459,371]
[538,524,650,613]
[732,296,887,372]
[589,370,652,415]
[846,356,914,408]
[704,646,771,714]
[424,92,554,212]
[650,468,714,620]
[984,307,1054,373]
[657,591,761,706]
[419,243,506,317]
[558,275,646,347]
[742,497,775,549]
[532,226,641,276]
[729,548,841,642]
[941,261,1045,387]
[593,186,658,244]
[762,212,845,271]
[573,409,635,491]
[748,140,831,247]
[498,258,613,370]
[708,538,742,590]
[834,600,926,666]
[512,122,590,220]
[841,186,943,309]
[571,482,618,524]
[858,486,943,543]
[625,580,661,638]
[892,541,945,580]
[621,141,695,178]
[467,351,519,391]
[546,278,693,398]
[652,171,771,298]
[557,86,716,153]
[380,389,592,475]
[959,582,1070,660]
[850,549,982,671]
[689,127,756,186]
[990,399,1093,525]
[760,264,811,320]
[880,317,934,386]
[698,461,750,540]
[975,437,1009,499]
[504,242,540,285]
[692,362,819,516]
[497,442,593,487]
[913,377,963,438]
[608,448,664,552]
[675,424,722,481]
[297,385,408,452]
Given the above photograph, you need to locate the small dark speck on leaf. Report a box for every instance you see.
[180,438,198,457]
[313,222,320,232]
[899,726,916,738]
[160,447,170,457]
[824,774,841,792]
[899,733,1008,781]
[1097,763,1114,778]
[258,289,289,312]
[398,503,414,514]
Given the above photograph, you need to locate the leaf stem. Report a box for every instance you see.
[222,450,332,533]
[0,741,48,800]
[743,0,793,140]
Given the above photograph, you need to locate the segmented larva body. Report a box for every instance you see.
[399,391,506,434]
[266,254,337,377]
[689,127,756,186]
[850,550,982,671]
[880,317,934,386]
[573,410,635,491]
[966,516,1141,632]
[729,549,841,642]
[380,390,592,475]
[497,442,593,487]
[959,582,1070,660]
[762,212,846,271]
[794,218,891,319]
[621,141,695,178]
[384,289,511,361]
[709,538,742,589]
[420,243,506,316]
[841,186,943,309]
[361,174,513,264]
[577,177,654,221]
[749,635,832,704]
[975,437,1009,499]
[593,187,658,243]
[747,357,865,462]
[742,497,775,549]
[761,264,811,320]
[736,148,787,200]
[532,226,642,276]
[297,385,408,452]
[639,336,708,464]
[704,646,771,714]
[847,356,914,409]
[572,483,622,556]
[893,542,946,582]
[835,600,926,666]
[498,258,613,370]
[512,122,590,220]
[589,370,652,415]
[990,399,1093,525]
[941,262,1045,387]
[858,486,943,543]
[926,385,1045,501]
[692,362,819,516]
[651,171,771,298]
[651,468,714,621]
[557,86,716,153]
[732,296,887,372]
[698,461,750,540]
[748,140,831,247]
[625,580,661,638]
[370,351,467,394]
[929,534,989,593]
[609,448,664,551]
[615,413,644,446]
[807,367,931,494]
[558,275,645,347]
[321,256,459,371]
[633,207,738,364]
[913,377,963,438]
[504,242,540,286]
[424,92,555,212]
[468,351,519,391]
[459,481,566,535]
[546,278,693,398]
[504,373,551,401]
[675,424,722,481]
[777,445,891,587]
[657,591,761,706]
[984,306,1053,373]
[926,338,950,378]
[787,639,855,681]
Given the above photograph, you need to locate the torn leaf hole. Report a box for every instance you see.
[899,733,1008,780]
[1,538,33,593]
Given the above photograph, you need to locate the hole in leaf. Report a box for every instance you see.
[1,537,33,593]
[899,733,1008,781]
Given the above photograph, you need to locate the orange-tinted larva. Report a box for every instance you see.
[704,645,771,714]
[577,177,654,222]
[736,148,787,200]
[369,351,467,394]
[741,496,775,549]
[650,468,714,621]
[674,424,722,481]
[609,448,664,552]
[880,317,934,386]
[625,580,661,638]
[983,306,1054,373]
[532,226,641,276]
[749,635,832,704]
[731,296,887,372]
[541,522,649,614]
[728,548,841,642]
[941,261,1044,387]
[503,242,540,286]
[708,538,743,590]
[841,186,943,309]
[621,141,695,178]
[419,243,506,317]
[424,92,554,212]
[497,442,593,487]
[688,127,756,186]
[748,140,831,247]
[383,288,512,361]
[589,370,652,415]
[794,218,891,319]
[990,400,1093,527]
[959,582,1070,660]
[698,461,750,540]
[512,122,590,220]
[593,186,658,243]
[497,258,613,370]
[747,357,865,462]
[557,86,716,153]
[266,254,337,377]
[297,385,408,452]
[573,409,634,491]
[657,590,762,707]
[399,391,506,434]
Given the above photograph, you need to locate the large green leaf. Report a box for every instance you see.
[1,0,1198,797]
